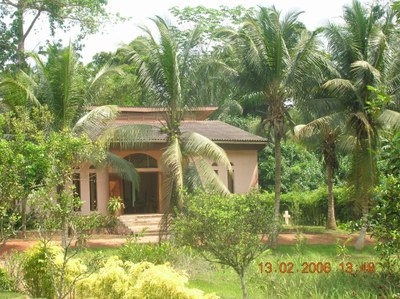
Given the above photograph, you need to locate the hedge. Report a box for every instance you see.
[259,186,359,226]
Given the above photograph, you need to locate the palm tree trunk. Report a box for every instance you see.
[270,119,283,248]
[326,165,337,230]
[355,200,368,250]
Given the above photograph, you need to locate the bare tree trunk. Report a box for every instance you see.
[270,119,283,248]
[21,197,27,238]
[16,1,25,68]
[61,217,68,249]
[239,270,248,299]
[326,165,337,230]
[355,203,368,250]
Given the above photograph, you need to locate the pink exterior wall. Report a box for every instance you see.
[78,148,260,215]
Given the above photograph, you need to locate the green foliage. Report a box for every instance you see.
[336,238,352,260]
[174,191,272,298]
[29,129,105,249]
[76,257,219,299]
[371,175,400,274]
[22,242,61,298]
[259,187,356,226]
[258,142,325,193]
[0,0,112,69]
[119,234,171,265]
[73,212,118,246]
[0,107,52,244]
[0,268,14,292]
[8,242,88,298]
[379,130,400,177]
[370,130,400,275]
[107,196,125,215]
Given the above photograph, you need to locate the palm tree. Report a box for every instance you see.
[127,17,232,216]
[294,115,341,230]
[222,7,328,247]
[0,44,149,241]
[323,0,400,249]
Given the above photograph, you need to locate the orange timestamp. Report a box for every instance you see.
[258,261,376,274]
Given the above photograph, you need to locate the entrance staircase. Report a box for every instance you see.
[117,214,165,236]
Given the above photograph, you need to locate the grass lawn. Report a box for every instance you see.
[0,292,27,298]
[1,242,398,298]
[187,245,398,298]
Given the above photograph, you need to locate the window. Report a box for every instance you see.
[89,167,97,211]
[125,153,157,168]
[72,173,81,211]
[228,163,234,193]
[212,162,218,175]
[72,173,81,198]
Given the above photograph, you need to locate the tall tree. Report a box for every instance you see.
[323,0,400,249]
[0,44,149,235]
[223,7,328,247]
[127,17,232,216]
[294,116,341,230]
[0,0,111,69]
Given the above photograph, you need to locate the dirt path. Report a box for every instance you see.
[0,233,375,257]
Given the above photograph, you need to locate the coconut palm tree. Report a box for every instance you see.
[294,115,342,230]
[221,7,329,247]
[127,17,232,215]
[0,44,150,239]
[323,0,400,249]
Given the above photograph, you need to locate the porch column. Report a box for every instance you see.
[80,165,90,214]
[96,168,109,215]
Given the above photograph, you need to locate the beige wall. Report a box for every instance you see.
[78,148,260,215]
[213,150,259,194]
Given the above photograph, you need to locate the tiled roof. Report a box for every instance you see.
[112,120,267,144]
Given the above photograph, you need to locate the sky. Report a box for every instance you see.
[26,0,371,63]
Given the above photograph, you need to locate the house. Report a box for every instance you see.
[74,107,267,215]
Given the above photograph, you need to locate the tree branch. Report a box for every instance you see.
[23,9,42,41]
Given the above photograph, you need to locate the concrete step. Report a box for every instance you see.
[117,214,167,236]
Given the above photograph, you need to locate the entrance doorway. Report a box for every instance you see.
[110,153,160,214]
[122,172,159,214]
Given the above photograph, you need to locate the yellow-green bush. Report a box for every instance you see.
[20,242,87,298]
[77,256,219,299]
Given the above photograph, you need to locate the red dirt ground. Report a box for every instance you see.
[0,233,375,257]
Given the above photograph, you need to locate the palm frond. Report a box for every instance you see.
[98,123,154,150]
[182,132,232,172]
[378,109,400,130]
[192,157,230,195]
[102,152,139,204]
[0,72,41,108]
[161,137,184,203]
[86,64,124,103]
[217,100,243,120]
[350,60,381,88]
[322,79,356,99]
[73,105,119,139]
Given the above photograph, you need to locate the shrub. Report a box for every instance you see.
[0,268,14,292]
[77,256,218,299]
[173,191,272,299]
[259,187,356,226]
[15,242,87,298]
[119,234,171,264]
[22,242,60,298]
[370,175,400,275]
